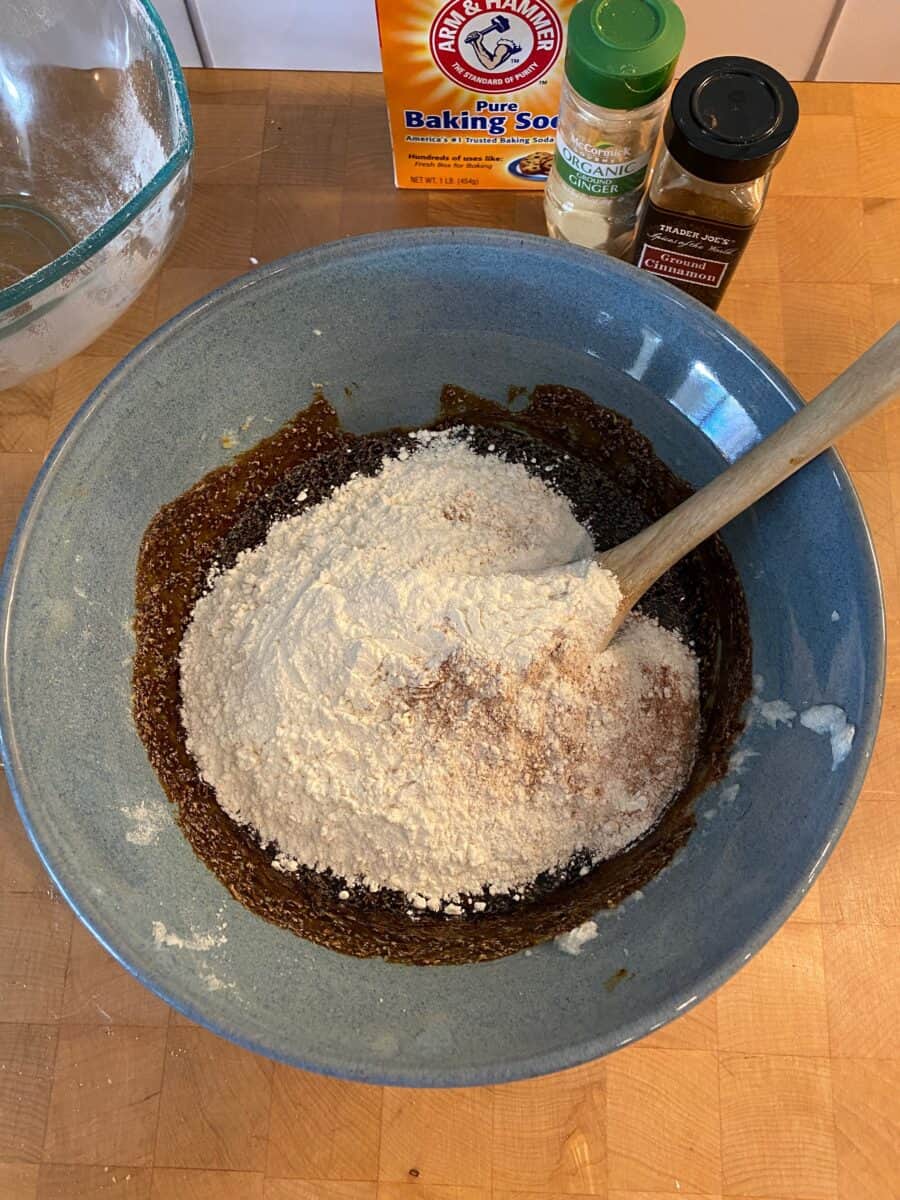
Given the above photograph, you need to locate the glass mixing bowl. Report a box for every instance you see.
[0,0,193,389]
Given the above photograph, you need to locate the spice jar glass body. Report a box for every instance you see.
[647,149,770,226]
[545,78,668,259]
[631,56,798,308]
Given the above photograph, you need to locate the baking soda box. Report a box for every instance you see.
[375,0,577,188]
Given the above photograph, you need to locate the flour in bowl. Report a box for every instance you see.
[179,429,699,908]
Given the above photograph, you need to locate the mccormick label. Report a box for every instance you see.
[632,200,756,309]
[376,0,576,189]
[554,133,651,197]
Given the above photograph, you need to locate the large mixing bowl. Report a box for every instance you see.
[0,230,883,1085]
[0,0,192,389]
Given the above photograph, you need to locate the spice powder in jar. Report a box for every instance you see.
[632,56,798,308]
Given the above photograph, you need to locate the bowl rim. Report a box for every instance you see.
[0,229,886,1085]
[0,0,194,317]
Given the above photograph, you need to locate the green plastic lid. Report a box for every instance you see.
[565,0,686,111]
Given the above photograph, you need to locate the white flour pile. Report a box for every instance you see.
[179,430,699,908]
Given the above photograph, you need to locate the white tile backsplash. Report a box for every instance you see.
[816,0,900,81]
[679,0,838,79]
[190,0,381,71]
[180,0,897,82]
[154,0,203,67]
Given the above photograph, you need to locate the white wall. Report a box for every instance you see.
[153,0,202,66]
[188,0,381,71]
[681,0,836,81]
[817,0,900,82]
[161,0,899,81]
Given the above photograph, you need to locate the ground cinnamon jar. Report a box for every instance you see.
[632,56,798,308]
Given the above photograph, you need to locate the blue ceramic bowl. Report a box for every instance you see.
[0,229,883,1085]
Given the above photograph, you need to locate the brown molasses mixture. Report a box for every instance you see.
[133,385,751,964]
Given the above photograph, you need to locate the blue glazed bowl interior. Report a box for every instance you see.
[0,230,883,1085]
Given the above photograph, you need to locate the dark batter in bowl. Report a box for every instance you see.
[132,384,751,965]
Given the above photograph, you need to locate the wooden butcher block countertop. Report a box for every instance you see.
[0,72,898,1200]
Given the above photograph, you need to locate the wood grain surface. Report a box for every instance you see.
[1,72,898,1200]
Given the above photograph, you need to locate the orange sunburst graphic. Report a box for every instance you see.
[385,0,575,111]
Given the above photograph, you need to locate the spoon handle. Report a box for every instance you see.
[604,321,900,603]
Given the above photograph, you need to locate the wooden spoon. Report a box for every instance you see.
[596,321,900,651]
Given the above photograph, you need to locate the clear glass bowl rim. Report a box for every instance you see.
[0,0,194,317]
